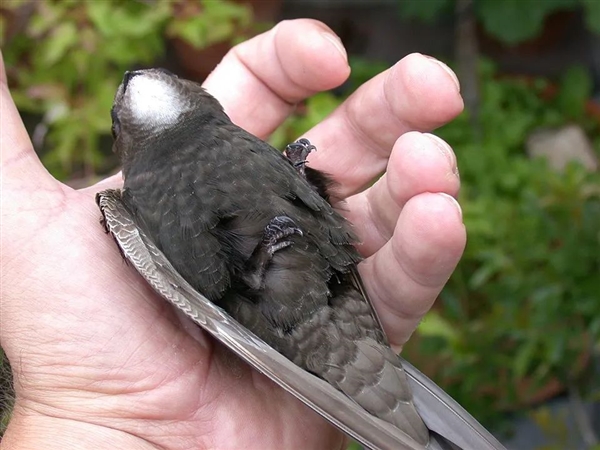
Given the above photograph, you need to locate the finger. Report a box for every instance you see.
[0,52,57,193]
[358,192,466,349]
[203,19,350,139]
[345,132,460,256]
[305,53,464,198]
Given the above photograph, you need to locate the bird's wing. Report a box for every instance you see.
[96,188,506,450]
[347,269,506,450]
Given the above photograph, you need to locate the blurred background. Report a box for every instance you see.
[1,1,599,448]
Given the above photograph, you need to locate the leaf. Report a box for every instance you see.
[347,57,390,91]
[88,1,170,38]
[204,20,236,46]
[86,1,113,36]
[305,93,339,124]
[168,17,209,48]
[476,0,575,45]
[556,65,593,119]
[167,0,250,48]
[417,311,460,345]
[582,0,600,34]
[29,1,64,36]
[43,21,77,65]
[513,339,537,378]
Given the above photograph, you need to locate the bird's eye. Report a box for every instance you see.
[110,108,121,139]
[111,120,121,139]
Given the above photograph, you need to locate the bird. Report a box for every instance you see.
[96,68,505,450]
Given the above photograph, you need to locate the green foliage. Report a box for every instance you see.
[269,92,342,150]
[416,61,600,425]
[396,0,600,44]
[582,0,600,34]
[3,0,253,180]
[346,56,390,92]
[557,65,595,120]
[166,0,252,48]
[476,0,574,45]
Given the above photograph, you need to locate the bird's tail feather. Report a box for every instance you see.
[402,358,506,450]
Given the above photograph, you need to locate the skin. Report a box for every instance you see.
[1,19,465,450]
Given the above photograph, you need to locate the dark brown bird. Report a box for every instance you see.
[97,68,505,450]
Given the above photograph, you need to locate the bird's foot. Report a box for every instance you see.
[243,216,303,290]
[262,215,303,255]
[284,138,316,177]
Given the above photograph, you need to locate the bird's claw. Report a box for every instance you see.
[285,138,317,177]
[263,215,303,255]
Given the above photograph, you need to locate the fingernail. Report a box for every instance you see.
[424,55,460,92]
[424,133,458,176]
[438,192,463,220]
[322,32,348,62]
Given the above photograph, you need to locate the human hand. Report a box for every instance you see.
[1,19,464,450]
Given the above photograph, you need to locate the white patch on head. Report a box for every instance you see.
[127,75,183,127]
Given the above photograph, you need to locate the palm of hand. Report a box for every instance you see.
[8,183,342,447]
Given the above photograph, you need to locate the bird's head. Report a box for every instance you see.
[110,68,225,163]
